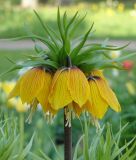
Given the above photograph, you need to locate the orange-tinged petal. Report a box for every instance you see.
[86,80,108,119]
[8,78,22,99]
[46,103,58,115]
[68,67,90,107]
[95,78,121,112]
[72,102,83,117]
[92,70,121,112]
[37,71,52,112]
[91,70,104,78]
[48,69,72,110]
[20,68,45,104]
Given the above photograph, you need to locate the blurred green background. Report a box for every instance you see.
[0,0,136,159]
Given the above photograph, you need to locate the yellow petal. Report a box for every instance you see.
[72,102,83,117]
[91,70,121,112]
[37,71,52,112]
[95,78,121,112]
[126,82,135,95]
[68,67,90,107]
[8,79,22,99]
[20,68,45,104]
[2,82,15,95]
[48,69,72,110]
[85,80,108,119]
[46,103,58,115]
[15,98,27,112]
[91,70,105,79]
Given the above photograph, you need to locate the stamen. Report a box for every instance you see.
[44,112,55,124]
[64,107,73,127]
[26,99,38,124]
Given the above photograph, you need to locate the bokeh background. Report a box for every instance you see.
[0,0,136,159]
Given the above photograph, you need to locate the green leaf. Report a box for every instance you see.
[24,22,35,42]
[0,65,22,77]
[48,136,63,160]
[63,11,67,29]
[73,52,94,65]
[17,134,35,160]
[21,59,59,69]
[73,135,84,160]
[5,57,16,64]
[70,23,94,60]
[111,136,136,160]
[83,115,89,160]
[29,152,45,160]
[39,150,52,160]
[8,35,58,54]
[69,13,87,38]
[57,7,64,41]
[34,44,44,53]
[119,141,136,160]
[109,52,136,63]
[33,10,59,49]
[65,11,78,36]
[84,42,129,51]
[0,136,19,160]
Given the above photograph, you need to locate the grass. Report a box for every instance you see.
[0,5,136,40]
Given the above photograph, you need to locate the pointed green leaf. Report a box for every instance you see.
[34,10,59,48]
[70,23,94,59]
[57,7,64,41]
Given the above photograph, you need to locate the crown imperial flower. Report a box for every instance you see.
[7,8,135,125]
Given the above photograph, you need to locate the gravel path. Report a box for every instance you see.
[0,39,136,51]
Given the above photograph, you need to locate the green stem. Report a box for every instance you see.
[66,55,72,68]
[19,113,24,152]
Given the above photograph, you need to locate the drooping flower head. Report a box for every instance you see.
[7,8,135,125]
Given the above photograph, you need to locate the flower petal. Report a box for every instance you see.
[72,102,83,117]
[95,78,121,112]
[92,70,121,112]
[20,68,45,104]
[86,80,108,119]
[8,79,22,99]
[48,69,72,110]
[37,71,52,112]
[68,67,90,107]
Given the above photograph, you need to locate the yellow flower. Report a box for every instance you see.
[1,81,15,95]
[126,82,135,95]
[8,98,27,112]
[117,3,125,12]
[0,81,27,112]
[48,67,90,110]
[106,8,115,16]
[85,70,121,119]
[68,102,83,117]
[8,67,53,112]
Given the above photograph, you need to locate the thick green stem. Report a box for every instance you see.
[64,109,72,160]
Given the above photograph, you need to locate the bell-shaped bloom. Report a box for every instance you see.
[8,68,52,112]
[85,70,121,119]
[48,67,90,110]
